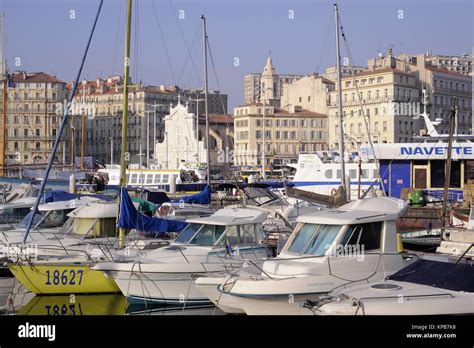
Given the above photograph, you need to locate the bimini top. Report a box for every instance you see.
[297,197,407,225]
[0,197,37,211]
[186,207,267,226]
[67,201,119,219]
[37,196,101,212]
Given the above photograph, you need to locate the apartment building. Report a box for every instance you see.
[0,71,69,166]
[233,103,328,172]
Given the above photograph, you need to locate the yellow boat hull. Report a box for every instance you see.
[9,264,121,295]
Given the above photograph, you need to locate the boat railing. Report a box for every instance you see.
[222,251,420,283]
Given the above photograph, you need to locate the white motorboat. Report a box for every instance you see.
[93,207,270,306]
[195,196,415,315]
[306,257,474,315]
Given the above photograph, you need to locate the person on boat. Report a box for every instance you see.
[155,202,173,217]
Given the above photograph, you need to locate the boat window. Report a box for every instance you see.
[189,224,226,246]
[137,173,144,185]
[324,169,333,179]
[153,174,161,184]
[340,221,382,251]
[336,169,341,179]
[349,169,357,179]
[162,174,169,184]
[125,174,130,183]
[37,209,71,228]
[287,223,317,253]
[304,224,342,256]
[175,223,202,244]
[242,224,257,244]
[146,174,153,184]
[130,174,138,184]
[220,225,240,245]
[17,211,43,229]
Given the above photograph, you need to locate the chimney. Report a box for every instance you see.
[22,71,27,80]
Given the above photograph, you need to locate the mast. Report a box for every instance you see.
[201,15,210,185]
[22,0,104,244]
[81,86,85,170]
[118,0,133,247]
[334,3,346,200]
[440,97,456,241]
[81,109,85,170]
[0,12,5,177]
[262,96,266,180]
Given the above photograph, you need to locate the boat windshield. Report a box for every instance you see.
[17,209,71,230]
[17,211,43,229]
[286,223,342,256]
[175,223,226,246]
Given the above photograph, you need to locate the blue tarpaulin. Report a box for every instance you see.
[118,187,187,238]
[43,190,113,203]
[171,185,211,205]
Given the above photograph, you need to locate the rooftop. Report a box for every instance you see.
[11,71,65,84]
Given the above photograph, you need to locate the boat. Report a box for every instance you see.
[288,152,379,199]
[98,163,207,192]
[194,196,415,315]
[306,257,474,315]
[93,207,270,306]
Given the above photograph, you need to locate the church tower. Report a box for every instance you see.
[260,55,280,106]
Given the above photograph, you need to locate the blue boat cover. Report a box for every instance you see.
[118,187,187,238]
[387,259,474,292]
[171,185,211,204]
[43,190,113,203]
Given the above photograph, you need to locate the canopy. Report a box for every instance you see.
[131,197,158,215]
[171,185,211,205]
[387,259,474,292]
[43,190,113,203]
[118,187,187,238]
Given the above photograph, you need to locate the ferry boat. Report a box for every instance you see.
[288,152,379,199]
[98,162,207,192]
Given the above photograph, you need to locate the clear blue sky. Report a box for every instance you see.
[1,0,472,110]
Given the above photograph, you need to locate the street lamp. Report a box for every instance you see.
[164,131,168,169]
[109,136,113,165]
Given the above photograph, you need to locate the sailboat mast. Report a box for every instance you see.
[0,12,5,177]
[118,0,133,247]
[334,4,346,198]
[201,15,210,185]
[441,97,456,241]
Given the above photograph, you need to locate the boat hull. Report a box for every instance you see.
[112,270,212,305]
[9,264,120,295]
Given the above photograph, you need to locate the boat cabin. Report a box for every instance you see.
[280,197,406,258]
[173,208,268,248]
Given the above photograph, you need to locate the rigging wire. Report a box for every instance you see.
[169,0,202,86]
[206,38,234,149]
[336,11,385,197]
[176,22,202,87]
[112,0,124,75]
[151,0,177,85]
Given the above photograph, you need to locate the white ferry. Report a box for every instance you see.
[288,151,379,199]
[98,162,207,191]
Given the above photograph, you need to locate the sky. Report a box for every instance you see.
[1,0,472,110]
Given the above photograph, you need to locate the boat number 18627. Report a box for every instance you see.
[45,270,84,286]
